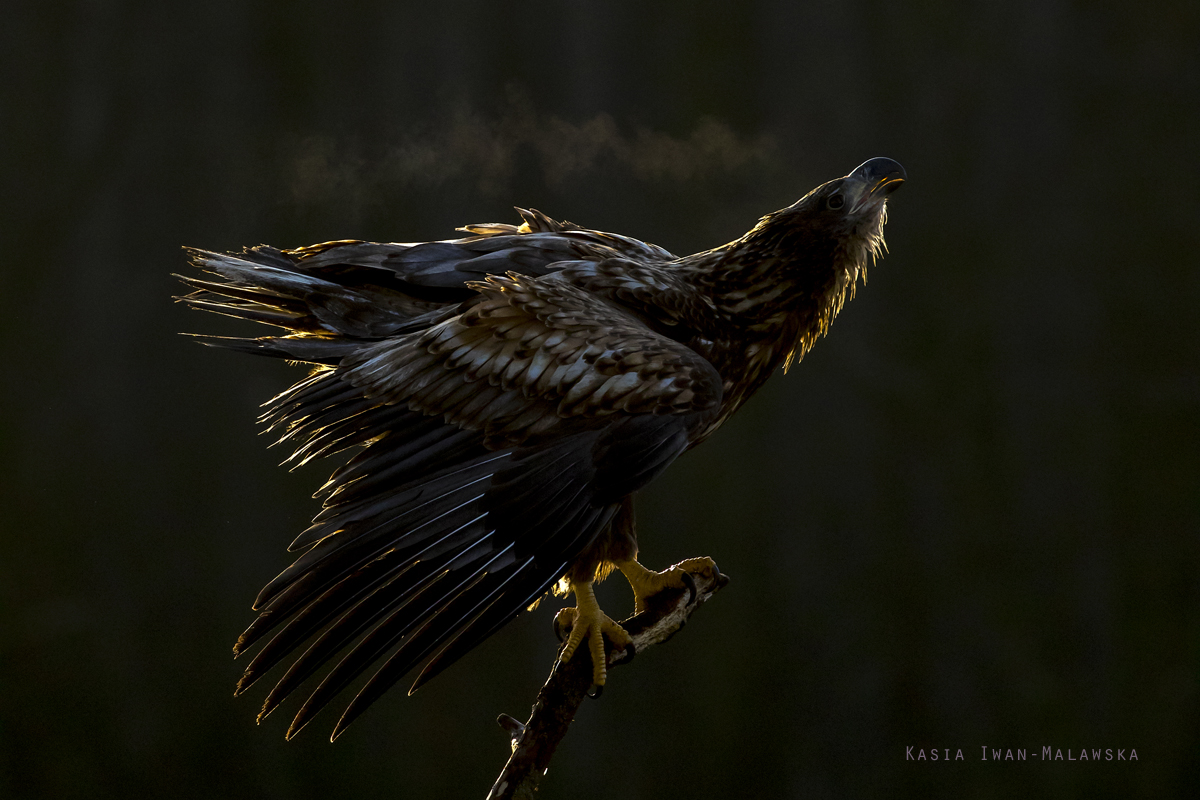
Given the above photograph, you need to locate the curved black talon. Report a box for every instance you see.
[620,641,637,665]
[680,570,698,605]
[716,571,731,589]
[553,614,569,643]
[587,684,604,699]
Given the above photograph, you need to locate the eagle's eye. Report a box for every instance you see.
[827,194,845,210]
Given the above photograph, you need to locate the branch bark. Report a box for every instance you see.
[486,568,729,799]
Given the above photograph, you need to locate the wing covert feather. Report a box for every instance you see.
[343,270,722,443]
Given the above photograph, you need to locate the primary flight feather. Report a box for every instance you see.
[178,157,905,740]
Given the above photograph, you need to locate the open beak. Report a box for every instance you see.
[846,157,906,210]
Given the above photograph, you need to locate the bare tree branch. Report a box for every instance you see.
[486,569,729,799]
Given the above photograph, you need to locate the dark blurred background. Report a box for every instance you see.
[3,2,1197,798]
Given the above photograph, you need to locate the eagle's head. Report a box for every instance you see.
[707,157,906,367]
[776,156,907,280]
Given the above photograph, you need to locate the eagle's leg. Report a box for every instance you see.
[556,579,634,688]
[615,557,720,614]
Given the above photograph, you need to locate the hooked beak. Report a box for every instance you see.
[845,157,906,210]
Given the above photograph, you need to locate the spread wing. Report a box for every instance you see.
[183,242,719,740]
[343,271,718,441]
[178,207,676,348]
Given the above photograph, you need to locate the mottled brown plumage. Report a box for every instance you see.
[178,157,905,740]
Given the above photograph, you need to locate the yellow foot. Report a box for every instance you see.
[617,556,720,614]
[556,580,633,690]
